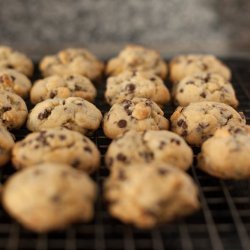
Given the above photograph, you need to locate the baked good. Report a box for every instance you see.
[105,70,170,106]
[105,163,199,228]
[173,73,238,107]
[0,123,15,167]
[12,128,100,173]
[103,98,169,139]
[106,45,167,79]
[39,48,104,81]
[0,45,33,77]
[105,130,193,171]
[30,74,97,104]
[0,90,28,129]
[27,97,102,134]
[170,101,246,146]
[0,69,32,98]
[198,126,250,179]
[2,162,97,232]
[170,54,231,83]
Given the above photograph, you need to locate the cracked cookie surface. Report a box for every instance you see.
[106,45,168,79]
[12,128,100,173]
[27,97,102,134]
[0,46,33,77]
[105,70,170,106]
[30,74,97,104]
[103,97,169,139]
[0,90,28,129]
[105,163,200,228]
[105,130,193,171]
[198,126,250,179]
[0,69,32,98]
[173,73,238,107]
[170,54,231,83]
[39,48,104,81]
[3,163,97,232]
[170,101,245,146]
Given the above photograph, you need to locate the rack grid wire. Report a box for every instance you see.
[0,58,249,250]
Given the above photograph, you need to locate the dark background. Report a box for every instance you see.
[0,0,250,59]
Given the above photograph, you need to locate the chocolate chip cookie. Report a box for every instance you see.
[198,126,250,179]
[39,48,104,81]
[106,45,168,79]
[103,98,169,139]
[105,70,170,106]
[0,69,32,98]
[170,54,231,83]
[0,123,15,167]
[173,73,238,107]
[2,163,97,232]
[105,130,193,171]
[0,90,28,129]
[27,97,102,134]
[0,45,33,77]
[105,163,200,228]
[30,74,97,104]
[12,128,100,173]
[170,101,246,146]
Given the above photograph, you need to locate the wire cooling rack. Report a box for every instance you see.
[0,58,249,250]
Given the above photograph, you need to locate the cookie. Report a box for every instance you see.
[12,128,100,173]
[173,73,238,108]
[105,70,170,106]
[103,98,169,139]
[2,163,97,232]
[170,54,231,83]
[39,48,104,81]
[170,101,246,146]
[0,123,15,167]
[30,74,97,104]
[106,45,168,79]
[105,163,199,228]
[0,90,28,129]
[0,46,33,77]
[105,130,193,171]
[198,126,250,179]
[27,97,102,134]
[0,69,32,98]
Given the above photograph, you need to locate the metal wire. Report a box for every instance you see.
[0,59,249,250]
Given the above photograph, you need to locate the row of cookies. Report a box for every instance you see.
[0,46,105,232]
[102,47,201,228]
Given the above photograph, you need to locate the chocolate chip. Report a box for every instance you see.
[84,146,92,153]
[200,92,206,98]
[38,109,52,120]
[179,88,184,93]
[126,83,136,92]
[59,135,66,140]
[67,75,74,80]
[145,100,152,106]
[50,90,57,98]
[177,119,188,129]
[10,76,16,81]
[122,100,132,115]
[170,138,180,145]
[117,119,127,128]
[139,151,154,162]
[50,194,61,203]
[118,169,126,181]
[158,141,166,150]
[150,77,156,81]
[117,153,127,162]
[158,168,169,175]
[72,159,80,168]
[62,100,66,105]
[186,81,194,85]
[74,85,82,91]
[181,130,188,137]
[6,64,13,69]
[2,106,11,112]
